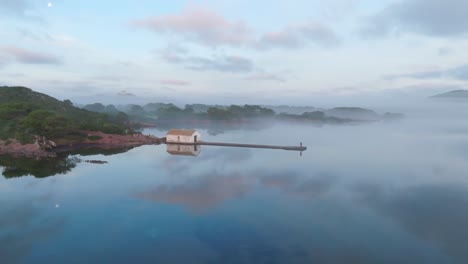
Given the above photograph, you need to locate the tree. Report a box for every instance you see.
[129,105,145,116]
[20,110,76,138]
[115,111,129,125]
[105,104,119,115]
[302,111,325,120]
[84,103,106,113]
[207,107,237,120]
[63,99,73,106]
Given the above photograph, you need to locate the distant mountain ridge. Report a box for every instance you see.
[431,90,468,98]
[325,107,381,121]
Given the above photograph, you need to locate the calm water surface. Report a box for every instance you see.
[1,102,468,264]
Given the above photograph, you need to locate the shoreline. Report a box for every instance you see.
[0,131,165,158]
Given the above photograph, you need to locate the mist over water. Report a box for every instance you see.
[1,98,468,263]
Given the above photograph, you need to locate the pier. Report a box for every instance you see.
[166,141,307,152]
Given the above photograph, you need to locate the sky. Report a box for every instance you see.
[1,0,468,105]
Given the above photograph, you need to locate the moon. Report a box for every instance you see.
[47,2,53,7]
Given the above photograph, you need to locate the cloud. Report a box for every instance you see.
[185,55,253,73]
[384,71,443,80]
[0,46,61,65]
[257,30,300,49]
[0,0,31,16]
[301,23,341,46]
[448,65,468,80]
[91,75,124,82]
[438,46,452,56]
[362,0,468,38]
[256,22,340,49]
[0,0,44,22]
[132,8,338,50]
[159,44,188,63]
[385,64,468,81]
[117,90,136,96]
[160,79,190,86]
[158,44,253,73]
[18,28,42,41]
[33,80,102,95]
[160,48,254,73]
[131,7,251,47]
[245,73,286,82]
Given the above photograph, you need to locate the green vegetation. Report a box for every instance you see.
[83,100,391,126]
[116,103,277,122]
[108,101,360,124]
[277,111,327,121]
[0,86,131,143]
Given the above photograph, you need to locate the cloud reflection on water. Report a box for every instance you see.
[136,172,252,212]
[358,183,468,263]
[134,146,334,212]
[0,200,66,264]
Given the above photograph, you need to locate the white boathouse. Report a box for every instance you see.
[166,129,201,143]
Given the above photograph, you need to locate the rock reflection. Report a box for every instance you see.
[0,145,136,179]
[0,154,80,178]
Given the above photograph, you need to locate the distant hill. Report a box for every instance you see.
[431,90,468,98]
[325,107,381,121]
[0,86,129,143]
[263,105,318,115]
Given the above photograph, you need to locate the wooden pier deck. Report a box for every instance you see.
[166,141,307,151]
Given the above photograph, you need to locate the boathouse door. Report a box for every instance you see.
[194,135,198,142]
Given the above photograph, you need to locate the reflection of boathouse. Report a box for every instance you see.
[166,129,201,143]
[166,144,201,156]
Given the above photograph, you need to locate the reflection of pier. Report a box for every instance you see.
[167,141,307,151]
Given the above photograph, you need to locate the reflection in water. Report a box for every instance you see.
[259,172,335,198]
[194,219,294,264]
[60,145,137,156]
[136,167,334,212]
[0,154,80,178]
[359,183,468,263]
[136,173,251,212]
[0,145,136,178]
[166,144,201,156]
[198,148,252,163]
[0,200,66,264]
[2,103,468,264]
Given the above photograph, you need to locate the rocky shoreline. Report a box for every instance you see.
[0,131,165,158]
[0,139,56,158]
